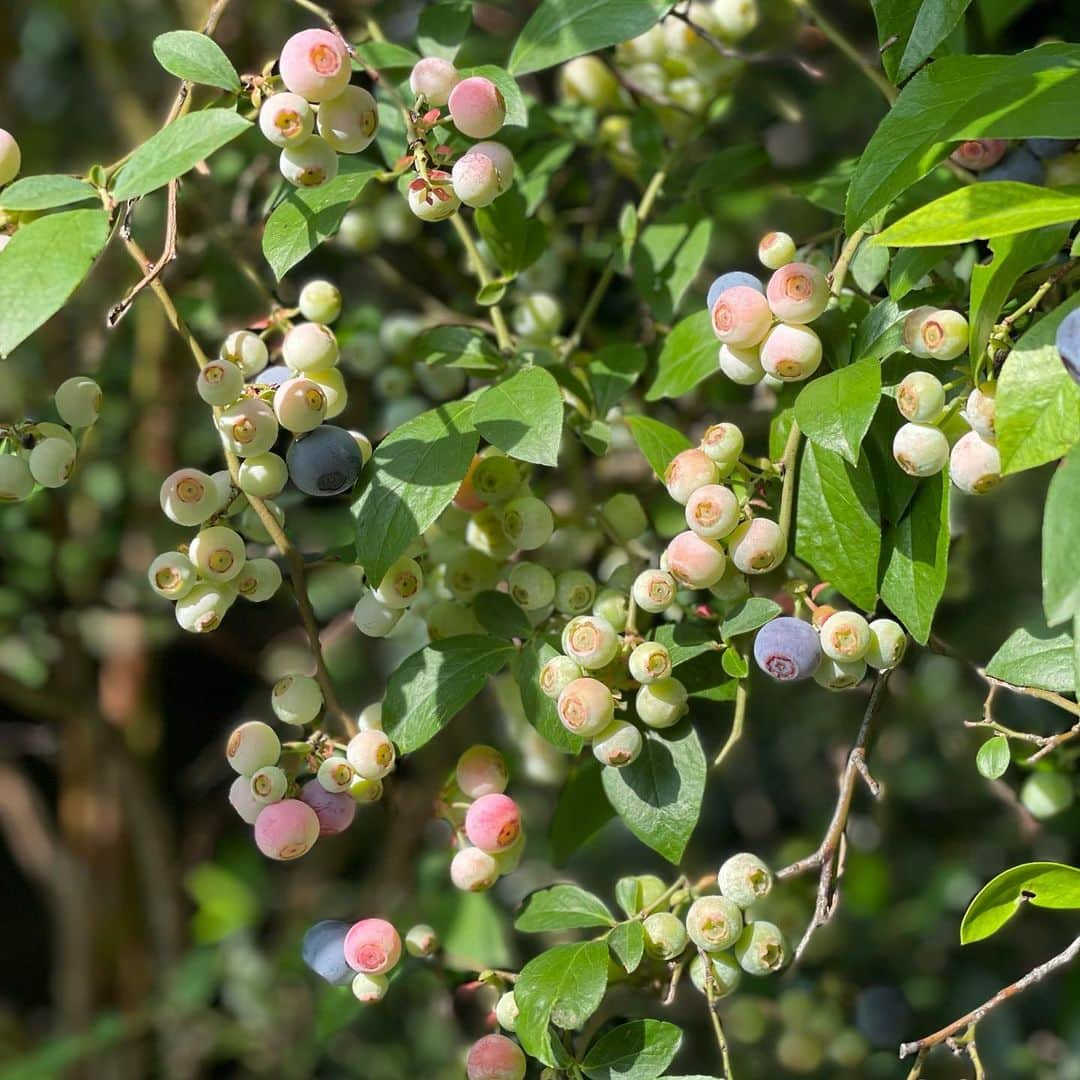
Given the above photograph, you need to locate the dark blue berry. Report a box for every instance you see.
[1025,138,1076,160]
[1055,308,1080,387]
[707,271,765,311]
[287,425,363,497]
[980,148,1044,185]
[753,617,822,682]
[302,920,353,986]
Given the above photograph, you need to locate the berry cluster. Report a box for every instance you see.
[950,136,1078,186]
[710,239,830,386]
[753,610,906,688]
[260,29,379,189]
[0,377,101,501]
[444,745,525,892]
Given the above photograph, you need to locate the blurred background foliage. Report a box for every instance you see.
[2,0,1080,1077]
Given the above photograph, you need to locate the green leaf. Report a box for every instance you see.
[646,311,716,401]
[632,208,713,324]
[852,298,906,363]
[0,175,97,212]
[459,65,528,127]
[262,159,379,279]
[515,884,616,932]
[961,862,1080,944]
[550,760,615,863]
[417,0,473,61]
[976,0,1034,36]
[721,648,749,679]
[879,474,950,644]
[473,365,563,466]
[607,920,645,973]
[876,183,1080,247]
[382,636,515,754]
[581,1019,683,1080]
[0,208,110,358]
[997,293,1080,474]
[601,720,705,864]
[873,0,973,83]
[968,224,1069,374]
[111,109,250,201]
[850,239,890,294]
[588,344,647,415]
[651,622,718,667]
[514,639,585,754]
[508,0,675,76]
[1044,445,1080,627]
[352,400,478,584]
[721,599,782,640]
[625,415,694,479]
[515,940,610,1066]
[795,442,881,611]
[473,590,532,640]
[889,246,953,300]
[846,44,1080,231]
[408,325,502,373]
[354,41,421,71]
[793,359,881,465]
[986,626,1076,693]
[976,735,1011,780]
[864,406,920,524]
[477,281,508,306]
[474,188,547,274]
[152,30,241,92]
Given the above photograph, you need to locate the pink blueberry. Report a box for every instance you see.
[665,448,718,504]
[727,517,786,574]
[344,917,402,975]
[711,285,773,347]
[766,262,829,323]
[685,484,740,539]
[759,322,822,381]
[448,76,507,139]
[452,151,501,208]
[464,793,522,853]
[949,139,1009,171]
[466,1034,527,1080]
[666,530,727,588]
[467,142,514,193]
[455,745,509,798]
[300,780,356,835]
[950,431,1002,494]
[279,29,351,103]
[450,846,500,891]
[258,92,315,147]
[254,799,320,860]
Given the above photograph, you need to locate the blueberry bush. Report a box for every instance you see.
[3,0,1080,1076]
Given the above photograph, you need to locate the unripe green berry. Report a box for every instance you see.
[689,951,742,998]
[317,756,355,793]
[235,557,283,602]
[501,496,554,551]
[280,136,339,188]
[629,641,672,684]
[238,452,288,498]
[512,292,562,342]
[351,972,388,1004]
[965,384,997,443]
[404,923,439,958]
[250,764,288,805]
[353,590,404,638]
[907,307,969,361]
[717,852,773,909]
[643,912,688,960]
[508,561,556,611]
[897,371,945,423]
[283,321,339,372]
[27,438,75,488]
[813,656,867,690]
[866,618,906,671]
[718,344,765,386]
[347,728,396,780]
[1020,771,1074,819]
[148,551,197,600]
[317,86,378,154]
[54,376,102,428]
[686,895,744,952]
[349,776,384,804]
[0,454,35,502]
[593,587,629,632]
[273,376,327,433]
[557,677,615,737]
[472,453,522,504]
[217,398,279,457]
[539,655,583,699]
[272,673,323,726]
[426,599,483,640]
[221,330,269,377]
[600,492,649,542]
[632,568,677,613]
[733,920,789,975]
[445,550,501,602]
[819,610,871,662]
[450,845,499,891]
[226,720,280,775]
[554,569,597,615]
[636,676,689,729]
[197,359,244,406]
[189,525,246,583]
[468,507,517,561]
[175,581,236,633]
[893,422,949,477]
[495,990,519,1032]
[375,556,423,609]
[592,719,643,767]
[758,230,796,270]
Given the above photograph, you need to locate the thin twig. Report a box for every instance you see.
[713,679,748,767]
[899,935,1080,1061]
[828,228,866,296]
[700,948,736,1078]
[449,214,514,352]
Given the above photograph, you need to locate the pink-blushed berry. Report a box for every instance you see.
[685,483,740,540]
[351,972,389,1003]
[452,151,502,208]
[636,676,689,729]
[759,322,822,381]
[259,92,315,147]
[592,719,643,767]
[229,774,262,824]
[734,920,789,975]
[718,343,765,385]
[448,76,507,139]
[318,85,379,153]
[689,951,742,998]
[752,616,821,682]
[632,568,677,613]
[375,556,423,609]
[0,128,21,187]
[284,321,340,372]
[896,371,945,423]
[250,764,288,805]
[501,495,554,550]
[687,895,744,952]
[766,261,829,323]
[866,618,906,671]
[557,677,615,737]
[465,793,522,853]
[965,384,997,443]
[711,285,773,347]
[353,590,404,637]
[629,641,672,684]
[409,57,460,106]
[54,375,102,428]
[643,911,688,959]
[217,398,279,457]
[272,673,323,726]
[892,422,948,477]
[27,438,75,488]
[950,431,1001,494]
[949,139,1009,171]
[905,308,968,361]
[408,170,461,221]
[455,745,509,799]
[280,136,339,188]
[148,551,197,600]
[468,141,515,194]
[819,610,871,662]
[301,780,356,834]
[758,231,796,270]
[404,923,439,958]
[562,614,619,670]
[699,422,745,474]
[160,468,218,526]
[718,852,773,908]
[196,358,244,406]
[666,530,727,588]
[221,329,269,377]
[346,728,396,780]
[466,1033,527,1080]
[226,720,280,775]
[344,917,402,975]
[450,845,500,891]
[175,581,236,633]
[665,448,718,504]
[540,654,584,699]
[254,798,320,860]
[317,756,355,793]
[279,28,351,103]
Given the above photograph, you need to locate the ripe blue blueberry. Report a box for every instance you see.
[302,920,354,986]
[980,147,1044,185]
[753,616,822,682]
[1026,138,1076,159]
[707,271,765,311]
[1055,308,1080,386]
[286,424,363,496]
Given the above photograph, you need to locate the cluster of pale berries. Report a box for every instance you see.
[0,377,101,502]
[753,608,906,689]
[405,57,515,218]
[151,280,372,633]
[259,29,378,189]
[710,233,831,386]
[225,699,391,860]
[444,744,526,893]
[891,314,1002,495]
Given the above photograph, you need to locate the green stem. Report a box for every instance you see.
[450,213,514,353]
[829,228,866,296]
[713,680,748,768]
[777,420,802,542]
